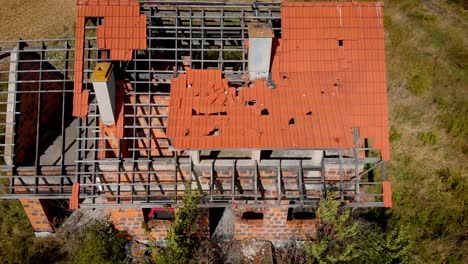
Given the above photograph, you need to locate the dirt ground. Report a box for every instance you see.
[0,0,76,41]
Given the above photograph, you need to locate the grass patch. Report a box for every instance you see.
[389,127,402,142]
[407,66,433,94]
[417,131,438,145]
[384,0,468,261]
[441,103,468,139]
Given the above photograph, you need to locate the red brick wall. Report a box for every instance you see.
[20,199,54,232]
[106,208,146,240]
[147,219,172,241]
[232,204,316,241]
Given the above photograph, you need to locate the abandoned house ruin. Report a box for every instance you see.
[0,0,391,241]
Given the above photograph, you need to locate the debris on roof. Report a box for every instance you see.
[167,2,390,160]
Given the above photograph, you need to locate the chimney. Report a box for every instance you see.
[248,22,274,81]
[90,62,116,126]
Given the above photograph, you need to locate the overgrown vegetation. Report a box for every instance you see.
[304,194,361,263]
[151,185,201,264]
[69,220,129,264]
[302,193,411,264]
[383,0,468,262]
[0,210,129,264]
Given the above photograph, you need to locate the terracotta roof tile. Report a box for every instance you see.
[382,181,393,207]
[166,2,389,160]
[73,0,146,118]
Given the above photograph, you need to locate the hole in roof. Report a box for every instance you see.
[207,128,221,136]
[184,129,190,136]
[209,112,227,116]
[289,118,295,125]
[282,75,289,80]
[261,109,269,115]
[191,109,198,115]
[246,100,257,106]
[320,91,325,94]
[334,79,341,88]
[338,39,343,46]
[306,111,312,116]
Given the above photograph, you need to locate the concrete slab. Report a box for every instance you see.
[39,118,79,166]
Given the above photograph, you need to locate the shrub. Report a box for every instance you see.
[153,185,200,264]
[275,241,310,264]
[304,193,360,264]
[70,220,129,264]
[417,131,438,145]
[358,226,412,264]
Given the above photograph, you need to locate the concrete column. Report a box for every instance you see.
[189,150,200,165]
[248,23,274,81]
[252,150,261,163]
[5,48,18,165]
[91,63,116,126]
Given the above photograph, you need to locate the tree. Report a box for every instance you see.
[304,193,361,264]
[154,183,200,264]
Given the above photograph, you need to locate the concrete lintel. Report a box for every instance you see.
[251,150,261,163]
[189,150,200,165]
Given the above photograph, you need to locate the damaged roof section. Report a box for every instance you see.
[73,0,147,118]
[167,2,390,160]
[167,69,351,151]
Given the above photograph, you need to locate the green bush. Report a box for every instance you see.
[358,226,411,264]
[70,220,129,264]
[417,131,438,145]
[153,185,200,264]
[303,194,412,264]
[304,193,361,264]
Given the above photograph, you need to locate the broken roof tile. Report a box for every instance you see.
[166,2,390,160]
[73,0,147,118]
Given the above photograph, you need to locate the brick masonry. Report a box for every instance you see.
[20,199,54,233]
[106,208,147,240]
[232,202,316,241]
[103,204,315,242]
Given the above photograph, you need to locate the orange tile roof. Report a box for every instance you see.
[73,0,146,118]
[382,181,393,207]
[167,2,390,160]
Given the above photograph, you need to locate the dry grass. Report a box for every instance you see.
[0,0,76,41]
